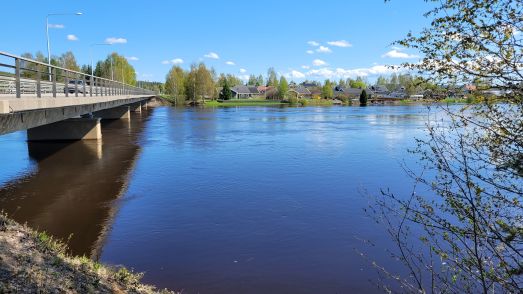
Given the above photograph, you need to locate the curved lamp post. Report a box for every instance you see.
[46,12,82,80]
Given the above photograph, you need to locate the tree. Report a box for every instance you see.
[277,76,288,99]
[165,65,186,103]
[256,75,264,86]
[359,89,367,105]
[94,52,136,85]
[81,65,92,76]
[376,76,388,86]
[59,51,80,72]
[217,74,242,88]
[321,80,333,99]
[185,63,214,103]
[350,76,367,89]
[267,67,278,86]
[247,74,257,86]
[370,0,523,292]
[219,78,232,100]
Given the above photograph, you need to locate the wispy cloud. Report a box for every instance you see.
[313,59,327,66]
[67,34,78,41]
[316,46,332,53]
[381,49,419,59]
[162,58,184,65]
[105,37,127,44]
[48,24,64,29]
[327,40,352,48]
[307,41,320,47]
[126,56,139,61]
[305,64,402,79]
[306,50,314,54]
[225,61,235,65]
[239,68,247,73]
[204,52,219,59]
[301,65,310,69]
[287,70,305,79]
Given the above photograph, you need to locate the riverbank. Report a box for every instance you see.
[0,213,174,293]
[159,95,483,108]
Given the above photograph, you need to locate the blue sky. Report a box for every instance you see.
[2,0,431,83]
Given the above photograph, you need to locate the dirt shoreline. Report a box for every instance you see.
[0,213,175,293]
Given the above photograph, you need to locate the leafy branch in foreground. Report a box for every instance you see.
[369,0,523,293]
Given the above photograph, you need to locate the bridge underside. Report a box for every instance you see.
[0,95,154,136]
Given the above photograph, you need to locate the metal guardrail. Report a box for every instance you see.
[0,51,156,98]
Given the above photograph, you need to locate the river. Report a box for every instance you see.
[0,105,432,293]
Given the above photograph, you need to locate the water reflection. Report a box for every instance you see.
[0,109,153,257]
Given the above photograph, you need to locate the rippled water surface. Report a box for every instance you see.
[0,105,432,293]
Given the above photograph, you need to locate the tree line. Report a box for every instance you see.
[17,50,137,85]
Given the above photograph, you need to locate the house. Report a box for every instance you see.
[301,82,320,88]
[257,86,272,94]
[288,85,312,98]
[333,86,368,98]
[368,85,389,96]
[230,85,260,99]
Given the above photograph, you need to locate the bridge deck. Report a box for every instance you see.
[0,95,155,113]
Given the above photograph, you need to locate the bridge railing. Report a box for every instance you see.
[0,51,156,98]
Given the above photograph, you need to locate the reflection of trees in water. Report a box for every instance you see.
[0,109,153,258]
[166,107,218,150]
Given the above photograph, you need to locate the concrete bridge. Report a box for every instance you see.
[0,51,157,140]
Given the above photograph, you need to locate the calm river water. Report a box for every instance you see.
[0,105,432,293]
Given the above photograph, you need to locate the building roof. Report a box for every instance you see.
[231,85,260,95]
[369,85,389,93]
[334,86,367,96]
[289,85,311,95]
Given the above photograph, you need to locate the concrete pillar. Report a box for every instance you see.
[142,100,148,110]
[27,118,101,141]
[0,100,8,114]
[92,106,130,120]
[129,102,142,113]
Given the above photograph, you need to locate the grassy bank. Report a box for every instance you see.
[0,213,175,293]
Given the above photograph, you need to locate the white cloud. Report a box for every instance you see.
[239,68,247,73]
[162,58,184,65]
[381,49,419,59]
[238,74,250,81]
[316,46,332,53]
[105,37,127,44]
[48,24,64,29]
[327,40,352,48]
[204,52,219,59]
[141,73,153,78]
[305,64,402,79]
[225,61,235,65]
[67,34,78,41]
[301,65,310,69]
[306,50,314,54]
[288,70,305,79]
[307,41,320,47]
[313,59,327,66]
[126,56,139,61]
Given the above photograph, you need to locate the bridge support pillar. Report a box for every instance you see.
[27,118,101,141]
[129,103,142,113]
[92,106,130,120]
[0,100,8,114]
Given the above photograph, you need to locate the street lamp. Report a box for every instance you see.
[46,12,82,80]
